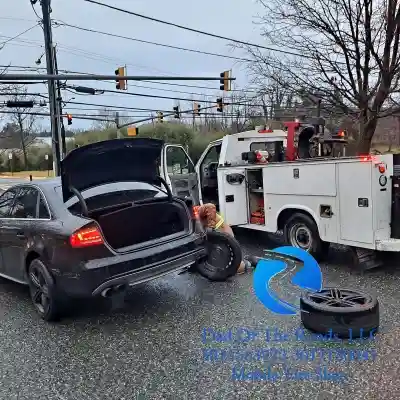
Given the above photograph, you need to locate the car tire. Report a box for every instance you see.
[28,259,63,322]
[283,213,325,261]
[300,287,379,339]
[196,230,242,281]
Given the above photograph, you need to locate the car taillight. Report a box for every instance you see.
[192,205,200,219]
[378,163,386,173]
[70,225,104,248]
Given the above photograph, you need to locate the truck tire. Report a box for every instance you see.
[300,288,379,339]
[196,230,242,281]
[283,212,326,261]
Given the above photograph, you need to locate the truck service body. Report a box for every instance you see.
[140,124,400,266]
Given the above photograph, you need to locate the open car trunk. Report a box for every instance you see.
[88,199,190,250]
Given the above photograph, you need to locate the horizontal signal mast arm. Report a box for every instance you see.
[0,74,236,82]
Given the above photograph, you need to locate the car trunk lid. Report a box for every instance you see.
[60,138,164,202]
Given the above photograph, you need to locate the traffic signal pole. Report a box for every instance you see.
[40,0,62,176]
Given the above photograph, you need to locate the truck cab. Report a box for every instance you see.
[194,127,288,209]
[159,127,287,207]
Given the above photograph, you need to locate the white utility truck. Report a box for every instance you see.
[158,120,400,268]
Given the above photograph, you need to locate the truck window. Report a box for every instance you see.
[166,146,194,175]
[203,145,220,164]
[250,141,285,161]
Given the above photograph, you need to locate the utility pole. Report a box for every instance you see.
[115,112,122,138]
[54,45,67,158]
[40,0,61,175]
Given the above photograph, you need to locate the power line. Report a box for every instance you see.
[0,35,179,76]
[0,16,37,23]
[64,85,249,104]
[82,0,310,60]
[0,109,112,122]
[66,101,173,113]
[55,21,255,63]
[0,24,39,50]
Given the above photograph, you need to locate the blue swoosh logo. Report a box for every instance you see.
[253,246,323,315]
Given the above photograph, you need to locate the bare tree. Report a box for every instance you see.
[5,85,40,167]
[91,108,118,130]
[241,0,400,152]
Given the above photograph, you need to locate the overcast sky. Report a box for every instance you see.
[0,0,264,130]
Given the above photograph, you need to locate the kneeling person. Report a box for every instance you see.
[195,203,254,274]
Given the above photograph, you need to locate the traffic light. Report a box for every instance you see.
[216,98,223,112]
[193,102,201,116]
[157,111,164,123]
[173,106,180,119]
[220,70,231,91]
[67,114,72,125]
[115,66,127,90]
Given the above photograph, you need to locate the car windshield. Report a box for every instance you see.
[55,181,168,208]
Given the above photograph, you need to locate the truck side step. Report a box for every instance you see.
[351,247,384,270]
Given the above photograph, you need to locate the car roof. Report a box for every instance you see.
[0,177,61,193]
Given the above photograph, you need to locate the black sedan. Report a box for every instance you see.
[0,138,209,321]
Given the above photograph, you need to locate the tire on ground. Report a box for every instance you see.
[300,287,379,339]
[28,258,64,322]
[283,212,327,261]
[196,230,242,281]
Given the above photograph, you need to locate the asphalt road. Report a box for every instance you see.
[0,230,399,400]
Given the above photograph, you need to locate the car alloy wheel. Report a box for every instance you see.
[29,265,50,315]
[300,287,379,339]
[28,259,61,322]
[305,288,373,308]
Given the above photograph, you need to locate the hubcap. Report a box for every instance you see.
[29,267,50,314]
[289,223,312,250]
[307,288,371,308]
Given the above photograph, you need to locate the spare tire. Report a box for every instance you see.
[300,287,379,339]
[196,230,242,281]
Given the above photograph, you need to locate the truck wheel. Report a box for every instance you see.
[28,259,63,322]
[283,213,325,261]
[196,230,242,281]
[300,287,379,339]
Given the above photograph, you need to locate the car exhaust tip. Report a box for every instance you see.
[101,284,128,298]
[101,287,113,297]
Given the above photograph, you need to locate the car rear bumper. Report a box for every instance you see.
[91,247,206,296]
[55,233,207,297]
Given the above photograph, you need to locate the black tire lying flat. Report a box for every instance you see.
[300,287,379,339]
[196,230,242,281]
[28,259,63,322]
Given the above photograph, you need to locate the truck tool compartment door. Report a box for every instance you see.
[164,145,199,204]
[219,169,248,226]
[338,162,373,244]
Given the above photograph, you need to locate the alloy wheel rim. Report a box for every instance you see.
[29,267,50,314]
[307,288,371,308]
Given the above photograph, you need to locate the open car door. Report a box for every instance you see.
[163,145,199,204]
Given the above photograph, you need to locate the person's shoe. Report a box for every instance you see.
[245,255,262,268]
[237,260,252,275]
